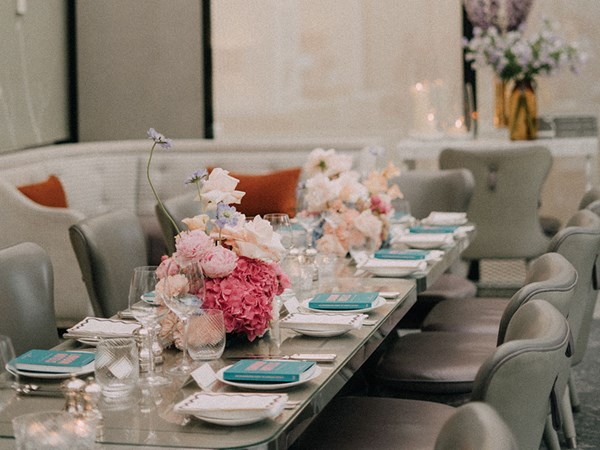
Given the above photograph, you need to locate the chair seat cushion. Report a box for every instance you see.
[421,297,509,333]
[293,396,455,450]
[374,332,497,394]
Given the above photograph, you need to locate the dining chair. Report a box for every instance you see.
[0,242,59,355]
[439,146,552,282]
[433,402,518,450]
[371,252,576,404]
[578,187,600,210]
[292,300,571,450]
[69,209,148,318]
[393,168,478,327]
[155,192,199,255]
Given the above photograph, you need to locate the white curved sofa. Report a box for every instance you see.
[0,137,379,327]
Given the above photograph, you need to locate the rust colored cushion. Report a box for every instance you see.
[210,167,301,218]
[17,175,68,208]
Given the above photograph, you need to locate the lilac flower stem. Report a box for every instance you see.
[147,142,181,234]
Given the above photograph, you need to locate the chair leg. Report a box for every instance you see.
[568,374,581,412]
[543,416,561,450]
[561,386,578,449]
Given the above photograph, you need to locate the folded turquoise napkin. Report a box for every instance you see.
[374,249,429,260]
[409,225,459,234]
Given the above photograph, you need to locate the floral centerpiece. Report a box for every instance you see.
[463,19,587,139]
[147,129,290,344]
[297,148,402,256]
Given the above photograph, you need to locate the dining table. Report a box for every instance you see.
[0,229,473,449]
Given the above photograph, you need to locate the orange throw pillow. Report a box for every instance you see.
[17,175,68,208]
[210,167,301,218]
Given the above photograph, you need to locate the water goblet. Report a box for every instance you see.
[158,261,204,375]
[0,335,17,411]
[264,213,294,253]
[128,266,170,386]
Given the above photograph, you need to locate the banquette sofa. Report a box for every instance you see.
[0,138,379,328]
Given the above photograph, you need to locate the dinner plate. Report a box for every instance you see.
[288,327,352,337]
[6,362,95,379]
[362,266,423,278]
[301,296,386,314]
[175,392,287,426]
[215,365,322,391]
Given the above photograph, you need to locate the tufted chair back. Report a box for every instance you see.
[496,252,577,345]
[0,242,59,354]
[472,300,572,450]
[155,192,200,256]
[434,402,518,450]
[440,146,551,261]
[69,210,148,318]
[393,168,474,220]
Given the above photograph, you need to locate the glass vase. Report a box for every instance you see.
[493,77,508,128]
[509,79,537,140]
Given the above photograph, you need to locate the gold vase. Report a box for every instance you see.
[493,77,508,128]
[509,79,537,140]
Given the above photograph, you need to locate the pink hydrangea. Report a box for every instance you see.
[200,245,238,278]
[202,256,290,341]
[174,229,214,266]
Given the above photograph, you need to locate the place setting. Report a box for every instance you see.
[62,317,141,347]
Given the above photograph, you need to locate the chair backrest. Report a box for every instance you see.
[155,192,199,255]
[439,146,552,260]
[496,252,577,345]
[550,209,600,365]
[579,187,600,210]
[434,402,518,450]
[472,300,572,450]
[0,243,59,354]
[69,210,148,317]
[393,168,474,220]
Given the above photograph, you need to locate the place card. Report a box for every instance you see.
[283,296,301,314]
[192,363,218,390]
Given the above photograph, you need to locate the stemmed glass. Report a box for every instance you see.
[0,335,17,411]
[264,213,294,253]
[128,266,170,386]
[159,261,204,375]
[295,190,321,251]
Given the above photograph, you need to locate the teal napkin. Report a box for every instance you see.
[374,249,429,260]
[409,225,459,234]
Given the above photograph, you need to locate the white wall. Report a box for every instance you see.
[0,0,70,153]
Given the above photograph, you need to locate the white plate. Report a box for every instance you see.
[175,392,287,425]
[6,362,95,379]
[301,296,386,314]
[362,266,423,278]
[289,327,352,337]
[65,317,140,339]
[76,338,100,347]
[216,365,322,391]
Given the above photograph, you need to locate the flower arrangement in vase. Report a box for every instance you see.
[463,19,587,139]
[297,148,402,256]
[147,129,290,344]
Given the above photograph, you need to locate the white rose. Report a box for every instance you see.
[353,210,382,242]
[200,168,245,208]
[182,214,210,231]
[222,216,286,262]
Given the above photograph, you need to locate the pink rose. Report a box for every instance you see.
[156,256,179,279]
[201,245,238,278]
[174,229,214,266]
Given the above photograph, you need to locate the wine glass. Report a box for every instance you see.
[0,335,17,412]
[264,213,294,252]
[159,261,204,375]
[128,266,170,386]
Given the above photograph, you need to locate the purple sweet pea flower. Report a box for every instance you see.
[185,169,208,185]
[215,203,239,229]
[147,128,173,150]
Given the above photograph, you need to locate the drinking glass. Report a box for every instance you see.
[160,261,204,375]
[0,335,17,411]
[264,213,294,252]
[94,337,139,401]
[13,411,97,450]
[128,266,170,386]
[187,309,226,361]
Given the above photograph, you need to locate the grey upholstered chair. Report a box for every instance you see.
[69,209,148,318]
[578,187,600,210]
[372,252,576,403]
[434,402,518,450]
[292,300,571,450]
[0,242,59,354]
[439,146,552,281]
[155,192,199,255]
[393,169,477,327]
